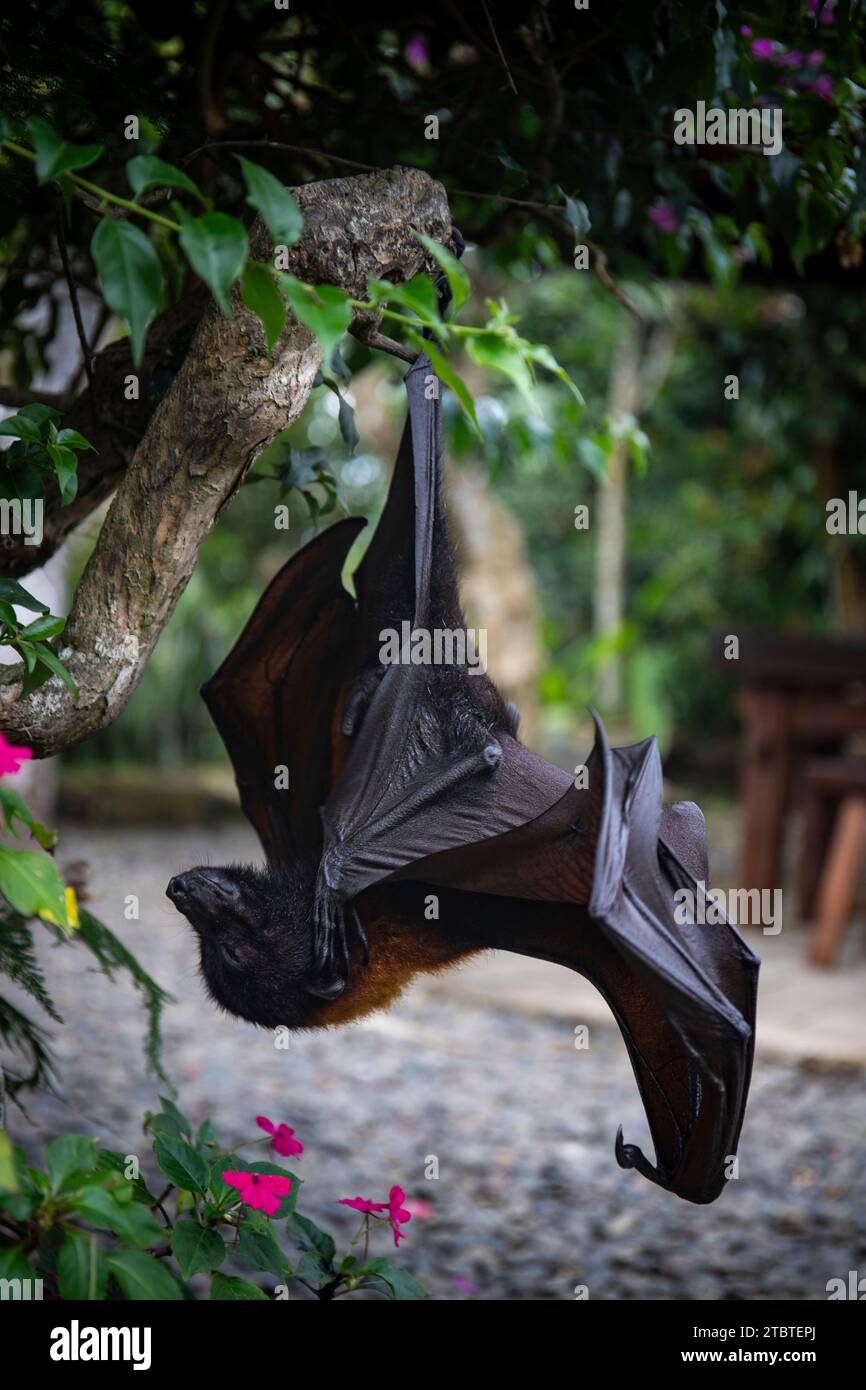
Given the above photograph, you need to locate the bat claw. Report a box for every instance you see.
[309,886,370,998]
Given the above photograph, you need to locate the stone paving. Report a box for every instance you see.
[4,821,865,1300]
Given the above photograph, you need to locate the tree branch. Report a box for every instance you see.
[0,166,453,757]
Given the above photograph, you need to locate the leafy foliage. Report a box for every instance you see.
[0,1103,429,1301]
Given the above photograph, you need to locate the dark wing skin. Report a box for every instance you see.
[201,515,366,865]
[202,352,759,1205]
[400,715,759,1205]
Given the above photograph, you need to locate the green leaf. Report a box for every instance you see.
[241,262,286,356]
[235,156,303,247]
[280,275,351,369]
[0,845,74,928]
[296,1250,333,1287]
[158,1095,191,1138]
[358,1256,429,1300]
[126,154,203,201]
[0,1243,33,1282]
[58,1230,107,1300]
[26,642,78,701]
[74,1184,164,1248]
[95,1149,154,1204]
[108,1250,182,1300]
[367,273,440,322]
[236,1223,290,1278]
[91,216,163,367]
[154,1136,209,1194]
[466,330,534,402]
[177,209,248,318]
[211,1272,268,1300]
[54,428,94,451]
[522,342,584,404]
[412,231,470,313]
[17,403,61,429]
[44,444,77,504]
[0,786,57,849]
[0,580,48,613]
[19,614,65,641]
[171,1219,226,1278]
[0,414,42,443]
[561,193,591,241]
[44,1134,97,1193]
[284,1212,335,1264]
[0,1129,20,1193]
[29,118,103,183]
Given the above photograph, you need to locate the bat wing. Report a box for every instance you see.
[201,516,366,864]
[406,715,758,1204]
[312,356,573,957]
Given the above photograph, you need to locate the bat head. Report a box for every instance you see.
[166,862,332,1028]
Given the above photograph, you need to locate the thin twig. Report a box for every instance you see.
[56,211,96,427]
[349,323,419,363]
[181,139,378,174]
[480,0,518,95]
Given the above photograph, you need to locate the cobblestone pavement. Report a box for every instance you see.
[5,823,865,1301]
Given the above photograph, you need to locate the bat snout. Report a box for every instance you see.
[167,868,240,922]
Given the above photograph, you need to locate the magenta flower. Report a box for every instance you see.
[777,49,802,68]
[0,732,32,778]
[256,1114,303,1158]
[740,25,752,37]
[811,73,835,101]
[452,1273,477,1297]
[222,1170,292,1216]
[751,38,776,59]
[808,0,835,22]
[807,50,825,66]
[647,202,677,234]
[339,1194,387,1215]
[406,34,430,71]
[386,1185,412,1248]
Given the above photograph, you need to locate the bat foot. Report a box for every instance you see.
[308,887,370,998]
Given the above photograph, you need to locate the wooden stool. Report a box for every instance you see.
[801,758,866,967]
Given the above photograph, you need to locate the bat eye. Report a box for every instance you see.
[222,942,242,968]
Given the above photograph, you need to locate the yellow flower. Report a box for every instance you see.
[65,886,80,929]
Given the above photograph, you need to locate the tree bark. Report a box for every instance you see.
[0,166,453,756]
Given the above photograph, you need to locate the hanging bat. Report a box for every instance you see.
[167,354,759,1205]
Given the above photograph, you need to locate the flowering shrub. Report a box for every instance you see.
[0,731,168,1098]
[0,1102,428,1300]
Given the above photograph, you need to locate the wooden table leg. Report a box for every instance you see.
[738,689,793,896]
[810,794,866,967]
[799,786,837,920]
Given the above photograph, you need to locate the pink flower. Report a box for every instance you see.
[452,1274,477,1296]
[751,38,776,59]
[256,1115,303,1158]
[0,732,32,778]
[808,0,835,20]
[811,73,835,101]
[339,1194,387,1214]
[222,1170,292,1216]
[406,34,430,70]
[386,1184,412,1248]
[647,202,677,234]
[403,1196,435,1218]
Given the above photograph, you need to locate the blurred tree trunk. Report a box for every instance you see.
[592,316,677,713]
[446,462,542,749]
